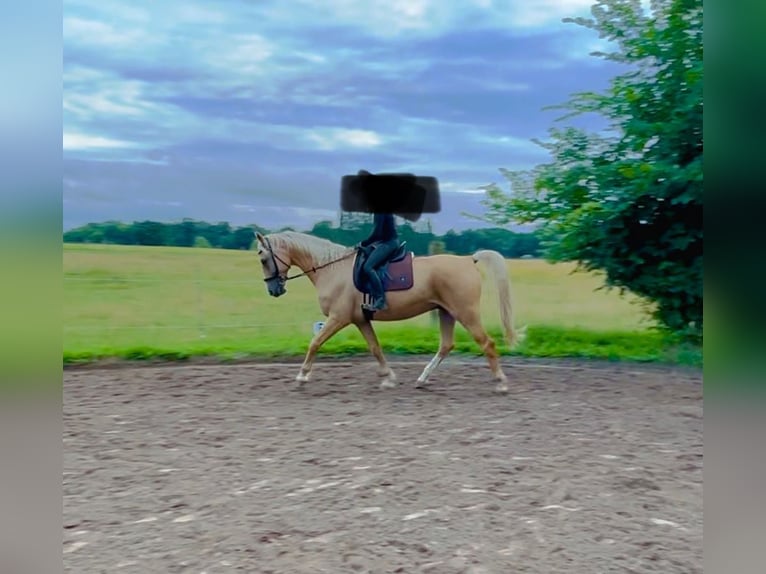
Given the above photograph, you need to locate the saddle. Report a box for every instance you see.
[352,240,414,298]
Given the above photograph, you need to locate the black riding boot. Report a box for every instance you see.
[363,272,387,311]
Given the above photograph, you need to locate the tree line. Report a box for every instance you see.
[63,218,543,258]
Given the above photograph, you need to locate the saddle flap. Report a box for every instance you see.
[382,251,414,291]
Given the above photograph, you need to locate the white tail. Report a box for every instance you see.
[472,250,526,348]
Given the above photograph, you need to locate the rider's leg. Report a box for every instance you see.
[362,257,385,310]
[362,240,399,310]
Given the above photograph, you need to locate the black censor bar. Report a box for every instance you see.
[340,169,441,222]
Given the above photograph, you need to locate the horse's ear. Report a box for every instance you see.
[253,230,266,251]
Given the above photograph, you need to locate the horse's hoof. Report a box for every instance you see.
[415,379,428,389]
[494,382,509,394]
[380,379,398,390]
[295,373,309,385]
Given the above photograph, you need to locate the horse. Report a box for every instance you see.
[253,230,523,393]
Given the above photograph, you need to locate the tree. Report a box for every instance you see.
[228,226,256,250]
[167,219,197,248]
[478,0,702,341]
[134,220,167,246]
[428,240,446,255]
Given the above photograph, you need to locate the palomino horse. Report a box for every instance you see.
[254,230,522,393]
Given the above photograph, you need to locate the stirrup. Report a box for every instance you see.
[367,299,387,311]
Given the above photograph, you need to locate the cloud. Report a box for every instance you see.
[64,69,154,119]
[505,0,595,28]
[63,17,149,47]
[225,0,598,39]
[200,33,275,77]
[63,132,139,150]
[439,181,491,194]
[233,204,337,221]
[176,4,227,24]
[305,129,384,151]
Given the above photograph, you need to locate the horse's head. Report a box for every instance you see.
[254,231,289,297]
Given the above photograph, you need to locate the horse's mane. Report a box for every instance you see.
[268,231,353,267]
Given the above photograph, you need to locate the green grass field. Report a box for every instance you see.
[63,243,701,366]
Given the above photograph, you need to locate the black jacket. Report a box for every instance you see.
[361,213,397,247]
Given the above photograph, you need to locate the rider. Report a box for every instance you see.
[359,211,400,312]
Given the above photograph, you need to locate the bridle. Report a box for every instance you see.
[260,235,357,285]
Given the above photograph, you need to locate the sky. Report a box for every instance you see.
[63,0,631,234]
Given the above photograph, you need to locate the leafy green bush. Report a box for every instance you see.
[479,0,702,342]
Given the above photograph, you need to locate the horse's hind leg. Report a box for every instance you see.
[356,321,397,389]
[455,307,508,393]
[415,308,455,388]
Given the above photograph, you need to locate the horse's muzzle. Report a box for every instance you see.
[266,279,286,297]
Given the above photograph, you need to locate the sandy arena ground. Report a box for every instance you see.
[63,357,702,573]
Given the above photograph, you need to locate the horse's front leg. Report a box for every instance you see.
[295,316,347,386]
[356,320,397,389]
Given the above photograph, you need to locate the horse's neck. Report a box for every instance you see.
[287,240,349,279]
[290,249,320,276]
